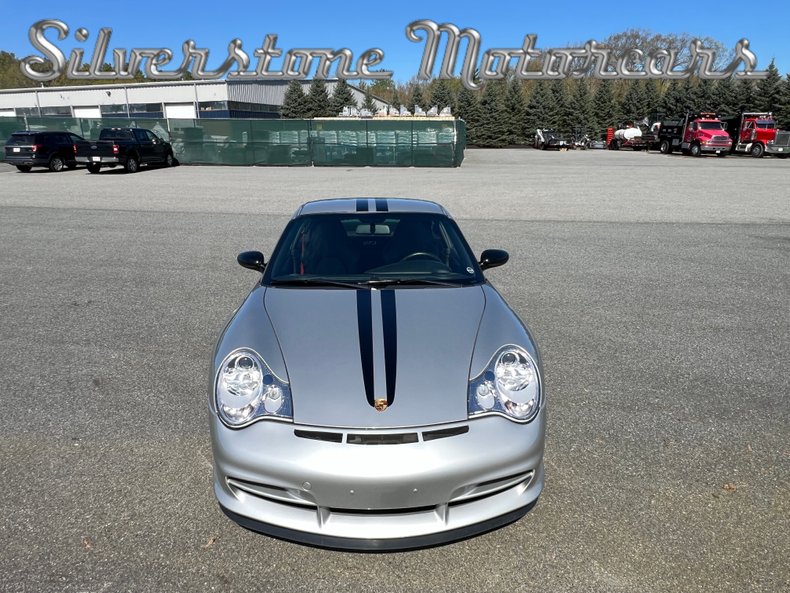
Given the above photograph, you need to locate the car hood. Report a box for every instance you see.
[264,286,485,429]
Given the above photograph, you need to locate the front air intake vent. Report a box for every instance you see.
[422,425,469,441]
[294,429,343,443]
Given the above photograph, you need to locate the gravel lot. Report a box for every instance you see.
[0,149,788,593]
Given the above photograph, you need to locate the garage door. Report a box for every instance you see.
[165,103,197,120]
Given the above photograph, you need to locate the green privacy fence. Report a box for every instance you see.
[0,117,465,167]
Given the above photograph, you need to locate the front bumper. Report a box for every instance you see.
[699,143,731,153]
[210,412,545,550]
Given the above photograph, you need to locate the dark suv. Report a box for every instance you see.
[4,131,88,172]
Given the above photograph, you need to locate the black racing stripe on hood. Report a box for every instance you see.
[356,289,375,406]
[381,289,397,405]
[356,198,369,212]
[375,198,389,212]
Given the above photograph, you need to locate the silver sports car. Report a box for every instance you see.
[210,198,546,550]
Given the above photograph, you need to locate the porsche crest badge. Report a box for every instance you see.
[374,399,388,412]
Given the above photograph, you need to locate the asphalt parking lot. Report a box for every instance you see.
[0,149,787,593]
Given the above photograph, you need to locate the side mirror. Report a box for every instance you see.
[237,251,266,272]
[479,249,509,270]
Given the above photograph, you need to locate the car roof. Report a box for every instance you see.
[294,198,449,217]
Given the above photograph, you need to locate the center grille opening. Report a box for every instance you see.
[346,432,419,445]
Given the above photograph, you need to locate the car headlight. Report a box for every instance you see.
[215,349,293,427]
[468,346,541,423]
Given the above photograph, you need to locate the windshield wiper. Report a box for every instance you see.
[270,278,364,289]
[364,278,463,288]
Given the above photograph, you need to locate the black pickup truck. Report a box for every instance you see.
[76,127,174,173]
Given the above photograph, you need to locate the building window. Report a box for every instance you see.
[128,103,164,119]
[101,104,130,116]
[40,106,73,116]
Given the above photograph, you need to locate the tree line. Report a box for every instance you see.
[346,65,790,147]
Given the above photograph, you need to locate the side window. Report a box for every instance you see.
[145,130,159,142]
[133,129,148,142]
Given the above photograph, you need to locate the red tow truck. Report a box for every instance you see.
[722,112,786,158]
[657,112,732,157]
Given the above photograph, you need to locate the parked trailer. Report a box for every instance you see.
[607,125,658,151]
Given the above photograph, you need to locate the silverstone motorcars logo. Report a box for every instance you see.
[21,19,768,89]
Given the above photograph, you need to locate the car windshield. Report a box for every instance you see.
[699,122,724,130]
[756,121,775,129]
[264,212,483,287]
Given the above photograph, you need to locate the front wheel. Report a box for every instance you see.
[690,143,702,157]
[49,155,65,172]
[750,143,765,158]
[125,156,139,173]
[87,164,101,174]
[164,152,174,167]
[659,140,671,154]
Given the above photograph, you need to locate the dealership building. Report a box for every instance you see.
[0,79,387,119]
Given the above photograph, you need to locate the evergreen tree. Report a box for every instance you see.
[713,77,739,116]
[305,79,332,118]
[568,79,594,137]
[329,80,357,115]
[735,79,756,112]
[525,82,555,134]
[592,80,618,135]
[643,79,662,120]
[281,80,308,119]
[756,61,783,113]
[777,74,790,129]
[361,89,378,114]
[410,84,427,112]
[476,80,509,147]
[504,78,528,145]
[619,81,646,123]
[430,78,454,114]
[693,78,716,112]
[456,85,481,144]
[550,79,573,133]
[660,80,688,117]
[680,78,696,112]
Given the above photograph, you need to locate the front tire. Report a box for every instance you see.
[125,156,139,173]
[750,143,765,158]
[87,164,101,174]
[164,152,174,167]
[690,143,702,157]
[49,156,65,172]
[659,140,671,154]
